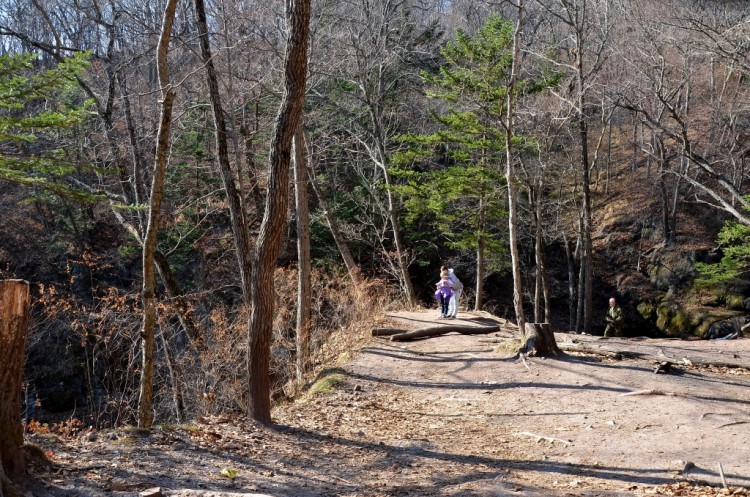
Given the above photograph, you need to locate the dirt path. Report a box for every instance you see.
[330,310,750,494]
[21,310,750,496]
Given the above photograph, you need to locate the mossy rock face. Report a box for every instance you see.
[655,302,672,332]
[694,319,713,337]
[655,302,692,337]
[724,293,747,310]
[695,279,750,309]
[637,302,655,321]
[645,296,743,338]
[666,309,691,337]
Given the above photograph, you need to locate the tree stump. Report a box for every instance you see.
[520,322,561,357]
[0,280,30,481]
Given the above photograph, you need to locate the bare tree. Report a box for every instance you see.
[293,124,311,383]
[532,0,616,333]
[248,0,310,424]
[505,0,527,334]
[138,0,179,429]
[309,0,434,307]
[617,1,750,226]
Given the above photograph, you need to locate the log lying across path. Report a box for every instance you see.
[372,323,499,341]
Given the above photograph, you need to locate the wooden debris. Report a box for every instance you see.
[620,389,676,397]
[558,342,642,360]
[700,412,734,420]
[654,361,672,374]
[388,324,499,342]
[718,462,728,489]
[716,421,750,429]
[515,431,571,446]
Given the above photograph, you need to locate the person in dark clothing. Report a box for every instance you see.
[604,297,624,337]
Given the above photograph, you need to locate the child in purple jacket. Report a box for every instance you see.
[435,271,453,319]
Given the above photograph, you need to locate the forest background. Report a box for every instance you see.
[2,0,750,436]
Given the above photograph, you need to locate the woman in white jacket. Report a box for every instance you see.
[441,266,463,319]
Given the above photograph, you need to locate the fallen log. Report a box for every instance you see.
[371,328,404,337]
[558,342,637,360]
[389,324,499,342]
[558,341,748,369]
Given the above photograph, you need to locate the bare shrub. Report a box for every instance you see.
[29,266,395,425]
[186,303,248,416]
[187,267,397,416]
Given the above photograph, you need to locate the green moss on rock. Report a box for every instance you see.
[637,302,655,320]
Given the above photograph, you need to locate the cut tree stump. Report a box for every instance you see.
[384,324,499,342]
[0,280,30,488]
[520,322,561,356]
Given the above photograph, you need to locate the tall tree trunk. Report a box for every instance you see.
[658,139,671,244]
[138,0,178,429]
[293,124,311,383]
[532,186,543,323]
[383,174,415,308]
[576,39,594,335]
[605,106,613,194]
[670,153,685,243]
[575,225,585,332]
[506,0,526,335]
[116,71,148,230]
[541,240,552,325]
[248,0,310,424]
[563,232,576,331]
[194,0,254,304]
[0,280,30,481]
